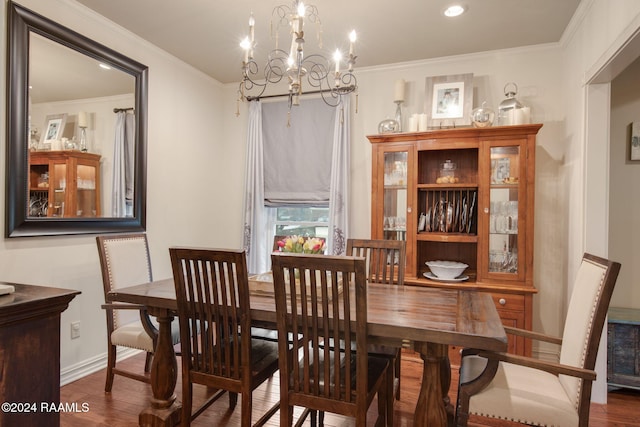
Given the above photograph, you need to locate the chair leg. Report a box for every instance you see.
[378,363,393,426]
[388,363,395,426]
[395,352,401,400]
[241,392,252,427]
[229,391,238,409]
[105,344,116,392]
[144,351,153,373]
[281,402,294,427]
[181,381,193,427]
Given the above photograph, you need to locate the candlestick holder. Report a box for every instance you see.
[79,127,87,152]
[394,100,404,132]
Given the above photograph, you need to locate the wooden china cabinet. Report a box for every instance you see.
[368,124,542,362]
[28,150,101,218]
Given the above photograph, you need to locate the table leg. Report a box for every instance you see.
[413,341,452,427]
[139,309,181,427]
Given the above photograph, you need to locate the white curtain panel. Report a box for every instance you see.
[327,96,350,255]
[111,111,135,217]
[242,101,269,275]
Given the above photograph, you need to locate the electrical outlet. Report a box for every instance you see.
[71,321,81,339]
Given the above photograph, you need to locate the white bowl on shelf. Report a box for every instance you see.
[425,260,468,280]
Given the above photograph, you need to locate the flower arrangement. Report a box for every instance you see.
[276,235,326,254]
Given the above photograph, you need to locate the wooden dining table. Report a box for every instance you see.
[107,275,507,427]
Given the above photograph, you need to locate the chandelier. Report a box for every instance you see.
[238,0,357,109]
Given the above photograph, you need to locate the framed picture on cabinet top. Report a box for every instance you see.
[491,157,511,184]
[41,113,68,145]
[630,122,640,161]
[425,73,473,128]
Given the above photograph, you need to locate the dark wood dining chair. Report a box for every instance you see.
[346,238,406,400]
[169,247,280,427]
[96,233,180,392]
[271,252,394,427]
[455,253,621,427]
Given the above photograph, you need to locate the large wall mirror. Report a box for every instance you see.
[6,2,147,237]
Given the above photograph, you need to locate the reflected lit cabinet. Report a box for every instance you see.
[28,150,101,218]
[368,124,542,358]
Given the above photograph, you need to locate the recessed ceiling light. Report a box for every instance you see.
[98,63,112,70]
[444,4,466,17]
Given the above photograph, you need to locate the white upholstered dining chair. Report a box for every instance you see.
[455,253,621,427]
[96,233,180,392]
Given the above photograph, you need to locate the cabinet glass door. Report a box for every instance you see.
[76,164,97,217]
[51,163,67,217]
[488,146,521,277]
[383,151,407,241]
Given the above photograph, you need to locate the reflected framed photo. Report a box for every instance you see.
[41,113,67,144]
[631,122,640,161]
[425,73,473,128]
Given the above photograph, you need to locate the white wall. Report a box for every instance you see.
[610,56,640,310]
[559,0,640,402]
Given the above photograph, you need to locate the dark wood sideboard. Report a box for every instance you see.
[0,283,80,427]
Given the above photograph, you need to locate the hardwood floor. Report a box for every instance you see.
[60,351,640,426]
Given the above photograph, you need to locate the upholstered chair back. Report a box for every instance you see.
[559,256,614,410]
[97,234,152,330]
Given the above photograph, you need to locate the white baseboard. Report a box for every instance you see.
[60,348,143,386]
[534,345,560,363]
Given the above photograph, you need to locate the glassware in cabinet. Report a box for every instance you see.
[487,145,523,278]
[51,163,67,217]
[382,151,408,241]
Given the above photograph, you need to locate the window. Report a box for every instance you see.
[269,206,329,239]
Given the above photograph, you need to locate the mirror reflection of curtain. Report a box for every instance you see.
[112,111,135,217]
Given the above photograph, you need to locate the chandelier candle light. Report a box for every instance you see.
[238,1,358,111]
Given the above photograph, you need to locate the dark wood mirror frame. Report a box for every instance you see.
[6,2,148,237]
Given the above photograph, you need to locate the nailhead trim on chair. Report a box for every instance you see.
[470,412,550,426]
[104,236,152,330]
[571,259,606,412]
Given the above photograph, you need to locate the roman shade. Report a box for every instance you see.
[262,98,335,206]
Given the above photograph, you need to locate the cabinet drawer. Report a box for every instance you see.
[491,292,525,311]
[491,292,526,355]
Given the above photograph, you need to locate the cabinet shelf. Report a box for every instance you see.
[491,183,519,189]
[418,183,478,190]
[417,232,477,243]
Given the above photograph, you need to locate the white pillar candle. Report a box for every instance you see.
[394,79,405,102]
[78,111,87,128]
[409,114,419,132]
[419,113,428,131]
